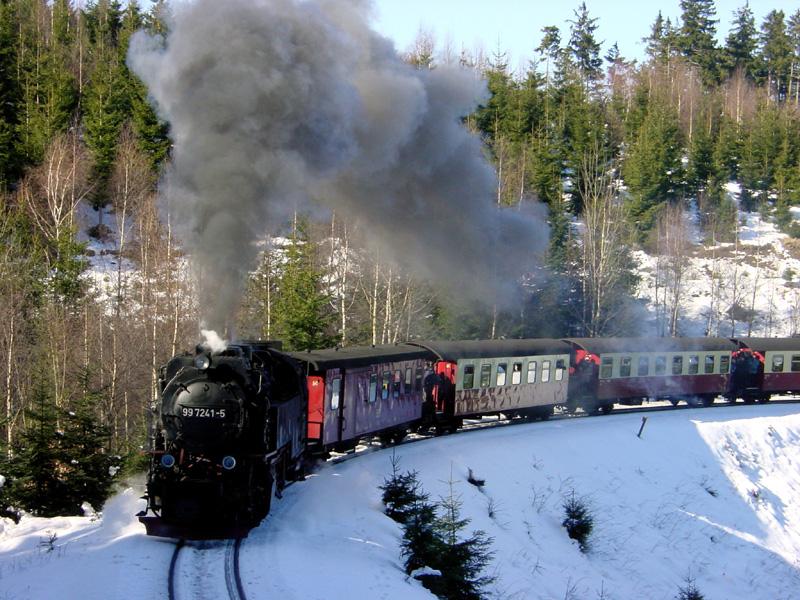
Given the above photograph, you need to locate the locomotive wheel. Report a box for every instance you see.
[760,395,771,403]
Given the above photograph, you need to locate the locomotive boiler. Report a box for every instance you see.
[138,341,306,539]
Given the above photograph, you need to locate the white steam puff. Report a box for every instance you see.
[200,329,228,353]
[128,0,549,330]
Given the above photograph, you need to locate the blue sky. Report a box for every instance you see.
[371,1,799,71]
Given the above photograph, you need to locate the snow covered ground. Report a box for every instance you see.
[2,402,800,599]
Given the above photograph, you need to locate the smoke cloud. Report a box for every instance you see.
[129,0,548,331]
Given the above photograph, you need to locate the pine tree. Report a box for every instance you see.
[83,0,129,202]
[427,479,495,600]
[273,218,335,351]
[758,10,792,101]
[644,12,670,62]
[686,125,714,196]
[380,454,426,524]
[567,2,603,89]
[0,2,21,188]
[401,496,443,579]
[724,3,758,79]
[7,380,70,516]
[678,0,720,83]
[119,1,171,172]
[623,101,684,233]
[60,372,119,513]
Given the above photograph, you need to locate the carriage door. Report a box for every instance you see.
[323,371,344,445]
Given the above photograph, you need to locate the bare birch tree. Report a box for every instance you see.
[573,148,633,336]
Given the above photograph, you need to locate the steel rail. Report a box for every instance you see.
[167,539,185,600]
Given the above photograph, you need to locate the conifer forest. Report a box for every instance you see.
[1,0,800,515]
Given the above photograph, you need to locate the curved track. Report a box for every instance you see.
[168,538,247,600]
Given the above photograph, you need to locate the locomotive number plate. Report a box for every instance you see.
[180,407,227,418]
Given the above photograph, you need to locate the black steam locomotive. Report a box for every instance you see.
[138,341,306,539]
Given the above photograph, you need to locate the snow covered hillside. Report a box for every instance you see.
[2,403,800,600]
[634,183,800,338]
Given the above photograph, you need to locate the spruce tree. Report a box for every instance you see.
[60,373,119,513]
[380,453,426,524]
[678,0,720,83]
[7,380,70,516]
[274,218,335,351]
[724,3,758,79]
[623,101,684,234]
[644,12,670,62]
[0,2,20,188]
[401,496,443,577]
[758,10,792,101]
[567,2,603,89]
[428,479,495,600]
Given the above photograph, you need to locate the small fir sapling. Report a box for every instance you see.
[424,476,495,600]
[562,490,594,552]
[676,575,705,600]
[380,451,425,524]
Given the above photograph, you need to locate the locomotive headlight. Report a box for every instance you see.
[160,453,176,468]
[194,354,211,370]
[222,456,237,470]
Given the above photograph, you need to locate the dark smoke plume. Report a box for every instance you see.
[129,0,548,331]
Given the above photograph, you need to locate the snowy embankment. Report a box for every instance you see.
[2,403,800,599]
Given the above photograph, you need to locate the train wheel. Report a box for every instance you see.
[700,395,715,407]
[743,395,755,405]
[760,395,771,403]
[599,403,614,415]
[669,398,680,407]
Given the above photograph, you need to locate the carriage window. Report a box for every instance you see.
[542,360,552,383]
[405,368,413,387]
[772,355,785,373]
[511,362,522,385]
[381,371,390,400]
[496,363,507,386]
[600,357,613,379]
[620,356,632,378]
[527,361,537,384]
[393,370,402,397]
[704,355,715,374]
[655,356,666,375]
[415,368,424,392]
[369,374,377,403]
[463,365,475,389]
[720,356,730,374]
[556,359,566,381]
[330,377,341,410]
[792,355,800,372]
[480,364,492,388]
[672,356,684,375]
[637,356,649,376]
[688,355,699,375]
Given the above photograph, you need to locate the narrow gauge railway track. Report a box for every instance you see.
[329,394,800,466]
[168,538,247,600]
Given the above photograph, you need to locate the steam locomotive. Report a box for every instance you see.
[138,336,800,539]
[138,341,306,539]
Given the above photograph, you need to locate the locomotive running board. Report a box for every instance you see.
[139,516,252,540]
